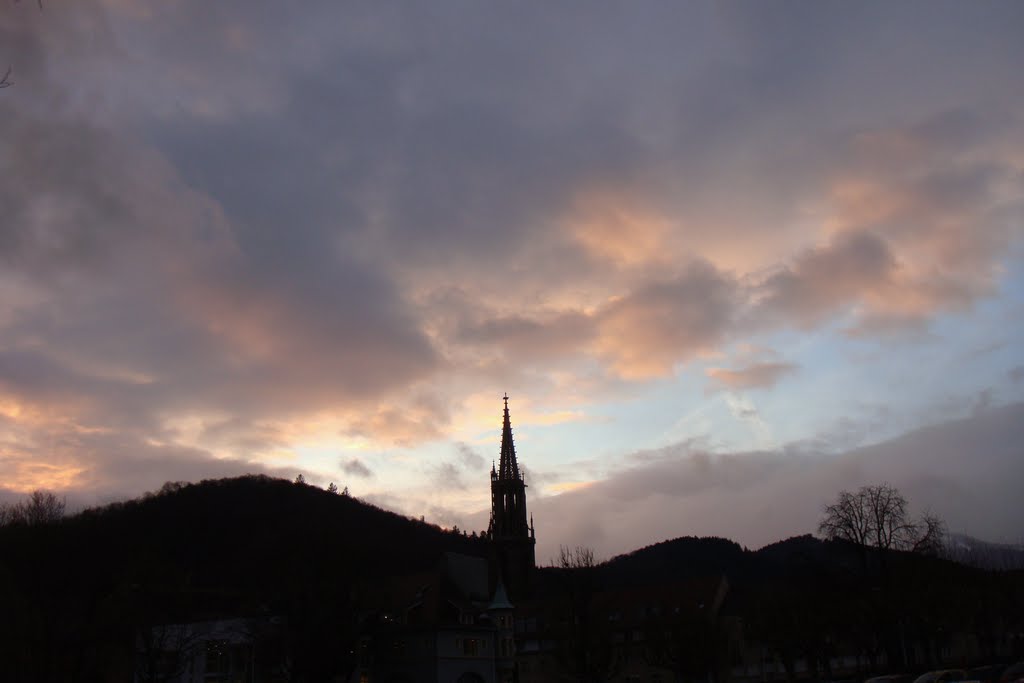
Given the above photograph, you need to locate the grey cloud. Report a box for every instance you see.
[432,462,466,491]
[342,458,373,479]
[424,504,471,532]
[755,231,896,327]
[972,389,994,416]
[530,403,1024,562]
[790,405,894,455]
[434,441,521,492]
[357,494,472,533]
[456,443,486,471]
[1010,366,1024,383]
[841,313,932,340]
[196,418,288,457]
[0,98,440,432]
[520,465,564,487]
[455,311,596,363]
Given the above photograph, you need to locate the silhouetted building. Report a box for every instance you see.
[514,575,735,683]
[353,552,517,683]
[487,395,536,600]
[134,615,287,683]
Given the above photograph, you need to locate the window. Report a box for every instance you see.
[463,638,479,656]
[205,639,229,675]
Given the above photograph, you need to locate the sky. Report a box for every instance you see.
[1,1,1023,562]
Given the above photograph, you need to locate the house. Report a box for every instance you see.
[135,614,287,683]
[352,552,516,683]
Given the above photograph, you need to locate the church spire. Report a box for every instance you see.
[498,393,520,481]
[488,393,536,599]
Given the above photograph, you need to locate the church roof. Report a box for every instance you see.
[497,393,520,481]
[488,576,514,610]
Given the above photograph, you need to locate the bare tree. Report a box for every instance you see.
[818,488,873,547]
[22,489,66,524]
[556,544,596,569]
[911,511,947,556]
[864,483,917,550]
[0,490,66,526]
[818,483,944,554]
[0,501,16,525]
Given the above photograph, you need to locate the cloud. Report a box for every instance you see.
[755,231,897,327]
[342,397,450,447]
[529,403,1024,561]
[456,443,486,470]
[593,261,740,379]
[565,189,676,269]
[342,458,374,479]
[1,1,1023,505]
[431,462,466,491]
[705,362,797,392]
[0,418,295,507]
[455,311,595,364]
[0,94,442,456]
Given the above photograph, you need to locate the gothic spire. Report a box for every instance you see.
[498,393,520,480]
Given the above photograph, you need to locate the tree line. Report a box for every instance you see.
[0,489,66,526]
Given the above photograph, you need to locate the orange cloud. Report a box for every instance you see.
[3,461,87,493]
[342,394,451,447]
[593,261,738,379]
[546,480,596,495]
[705,362,796,392]
[565,189,676,268]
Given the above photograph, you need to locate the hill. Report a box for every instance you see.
[0,475,488,681]
[2,475,1022,682]
[585,533,867,589]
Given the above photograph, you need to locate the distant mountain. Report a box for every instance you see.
[944,532,1024,570]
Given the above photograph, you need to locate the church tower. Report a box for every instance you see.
[488,394,536,599]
